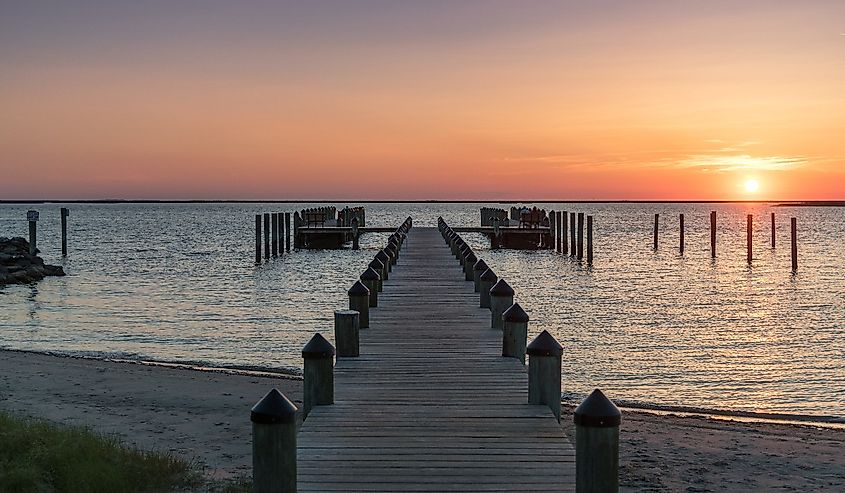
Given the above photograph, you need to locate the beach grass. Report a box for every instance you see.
[0,410,203,492]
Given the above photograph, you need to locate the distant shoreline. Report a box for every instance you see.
[1,199,844,206]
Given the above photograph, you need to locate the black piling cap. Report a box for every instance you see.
[385,243,397,254]
[473,259,489,272]
[360,267,380,281]
[369,258,385,270]
[574,389,621,428]
[526,329,562,357]
[503,303,529,323]
[480,268,498,282]
[348,280,371,297]
[251,388,298,424]
[302,332,336,359]
[489,279,515,297]
[465,252,477,264]
[375,250,390,262]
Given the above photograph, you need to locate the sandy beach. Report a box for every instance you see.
[2,350,843,491]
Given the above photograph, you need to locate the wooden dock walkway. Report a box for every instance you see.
[297,227,575,491]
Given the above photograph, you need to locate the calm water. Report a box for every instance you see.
[1,203,843,420]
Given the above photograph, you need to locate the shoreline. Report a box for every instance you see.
[2,199,844,205]
[2,349,843,490]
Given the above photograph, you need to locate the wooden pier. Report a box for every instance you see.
[296,227,575,491]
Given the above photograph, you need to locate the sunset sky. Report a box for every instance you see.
[2,1,843,200]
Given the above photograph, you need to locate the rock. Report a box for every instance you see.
[0,237,65,286]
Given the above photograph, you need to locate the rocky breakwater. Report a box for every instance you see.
[0,237,65,285]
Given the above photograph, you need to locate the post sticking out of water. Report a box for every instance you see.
[710,211,716,258]
[549,210,555,250]
[251,388,297,493]
[302,333,335,420]
[747,214,753,264]
[263,213,270,259]
[26,210,38,256]
[60,207,69,256]
[587,215,593,265]
[574,389,621,493]
[271,213,278,257]
[791,217,798,272]
[255,214,262,263]
[527,330,562,422]
[489,279,514,330]
[653,213,659,250]
[279,212,285,254]
[334,310,360,358]
[351,217,360,250]
[562,211,568,255]
[502,303,528,364]
[285,212,291,252]
[349,280,370,328]
[570,212,576,257]
[577,213,585,260]
[556,211,563,253]
[679,213,685,255]
[771,212,776,248]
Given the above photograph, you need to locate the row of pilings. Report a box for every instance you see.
[248,216,412,492]
[439,216,621,493]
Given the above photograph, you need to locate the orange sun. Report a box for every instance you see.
[744,179,760,193]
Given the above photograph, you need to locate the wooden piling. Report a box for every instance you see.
[577,213,584,260]
[586,216,593,265]
[60,207,69,256]
[285,212,291,251]
[502,303,528,364]
[251,389,297,493]
[26,210,38,255]
[255,215,262,263]
[549,210,555,250]
[791,217,798,271]
[352,217,360,250]
[489,279,514,330]
[556,211,563,253]
[574,389,620,493]
[679,214,685,255]
[479,269,498,309]
[263,213,270,259]
[334,310,360,358]
[747,214,753,264]
[360,268,380,308]
[653,213,659,250]
[527,330,563,422]
[271,213,279,257]
[570,212,576,257]
[771,212,776,248]
[710,211,716,258]
[562,211,569,255]
[302,333,335,420]
[349,280,371,328]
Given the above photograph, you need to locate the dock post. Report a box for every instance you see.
[527,330,563,422]
[27,210,38,255]
[747,214,753,264]
[556,211,562,253]
[710,211,716,258]
[334,310,360,357]
[348,280,371,328]
[502,303,528,364]
[549,210,556,251]
[360,268,380,308]
[271,213,278,257]
[60,207,69,256]
[562,211,568,255]
[791,218,797,271]
[285,212,291,251]
[302,333,335,420]
[653,213,659,250]
[251,389,297,493]
[577,213,585,260]
[369,259,385,292]
[255,215,262,263]
[352,217,360,250]
[463,251,477,282]
[679,214,685,255]
[575,389,621,493]
[472,259,489,293]
[263,213,270,259]
[489,279,514,330]
[570,212,576,257]
[479,269,498,309]
[587,216,594,265]
[771,212,776,248]
[293,212,301,249]
[376,250,391,277]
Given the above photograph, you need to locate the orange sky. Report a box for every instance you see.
[1,1,843,200]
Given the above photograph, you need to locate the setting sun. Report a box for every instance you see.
[744,179,760,193]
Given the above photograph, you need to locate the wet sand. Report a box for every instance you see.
[2,350,843,490]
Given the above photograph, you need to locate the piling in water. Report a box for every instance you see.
[570,212,576,257]
[653,213,659,250]
[556,211,563,253]
[271,213,279,257]
[771,212,776,248]
[577,213,585,260]
[27,210,37,256]
[302,333,335,419]
[791,217,798,271]
[285,212,291,251]
[255,214,262,263]
[747,214,753,264]
[251,389,297,493]
[587,215,593,265]
[60,207,69,256]
[574,389,621,493]
[679,213,685,255]
[562,211,569,255]
[263,213,270,259]
[710,211,716,258]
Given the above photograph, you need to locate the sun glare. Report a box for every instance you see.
[744,179,760,193]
